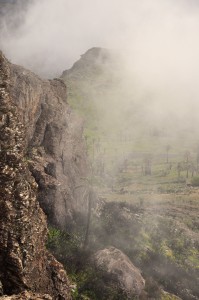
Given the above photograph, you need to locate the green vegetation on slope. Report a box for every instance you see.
[60,47,199,299]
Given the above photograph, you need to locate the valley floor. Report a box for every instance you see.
[96,153,199,300]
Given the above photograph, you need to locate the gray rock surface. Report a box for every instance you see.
[0,291,52,300]
[8,58,88,228]
[0,51,71,299]
[93,246,145,298]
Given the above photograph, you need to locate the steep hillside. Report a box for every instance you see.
[61,47,123,138]
[61,47,199,156]
[0,52,71,299]
[60,48,199,300]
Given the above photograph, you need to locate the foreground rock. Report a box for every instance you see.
[0,291,52,300]
[93,247,145,298]
[0,52,71,298]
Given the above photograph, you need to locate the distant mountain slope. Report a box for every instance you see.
[61,48,119,132]
[61,47,199,151]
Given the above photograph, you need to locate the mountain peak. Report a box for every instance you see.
[80,47,110,61]
[61,47,113,80]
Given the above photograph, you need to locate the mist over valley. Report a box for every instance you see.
[0,1,199,299]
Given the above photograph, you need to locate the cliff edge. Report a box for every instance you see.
[8,53,88,229]
[0,52,72,298]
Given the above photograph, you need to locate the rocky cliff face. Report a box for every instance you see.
[8,56,88,229]
[0,52,72,298]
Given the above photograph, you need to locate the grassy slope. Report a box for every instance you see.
[61,48,199,299]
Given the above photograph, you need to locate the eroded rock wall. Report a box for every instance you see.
[8,58,88,228]
[0,51,71,299]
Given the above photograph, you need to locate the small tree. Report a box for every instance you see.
[74,176,95,249]
[184,151,191,178]
[177,162,183,178]
[166,145,171,164]
[191,176,199,186]
[143,154,152,176]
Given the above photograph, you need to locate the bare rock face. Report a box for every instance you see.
[8,56,88,228]
[0,291,52,300]
[93,247,145,298]
[0,52,71,298]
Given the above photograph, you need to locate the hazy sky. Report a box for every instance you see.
[1,0,199,78]
[1,0,199,145]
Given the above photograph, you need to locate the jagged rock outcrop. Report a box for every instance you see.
[61,47,113,80]
[0,51,71,299]
[93,247,145,299]
[8,54,88,228]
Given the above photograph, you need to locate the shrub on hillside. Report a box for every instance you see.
[191,176,199,187]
